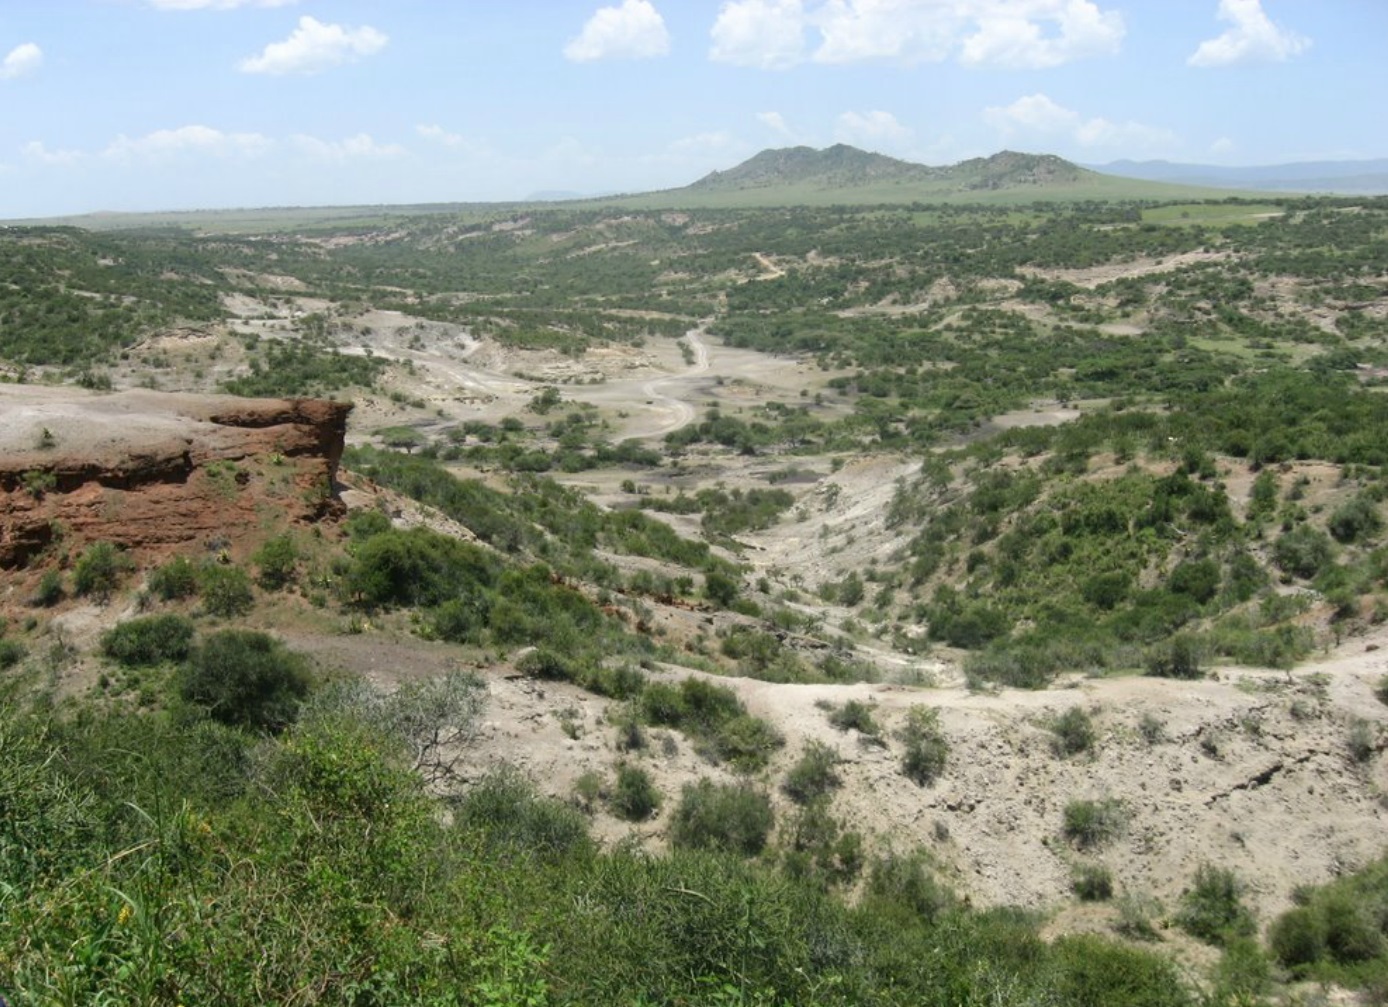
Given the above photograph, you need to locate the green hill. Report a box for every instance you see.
[612,145,1262,208]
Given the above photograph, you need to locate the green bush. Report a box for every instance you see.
[1050,933,1193,1007]
[72,542,130,600]
[827,698,881,736]
[1329,496,1383,544]
[898,705,949,786]
[178,629,311,733]
[198,563,254,617]
[100,614,195,667]
[0,639,24,670]
[1049,707,1097,757]
[1073,862,1115,901]
[609,763,662,822]
[637,677,783,772]
[1167,559,1220,604]
[670,779,774,857]
[1144,634,1204,679]
[453,767,594,862]
[31,570,64,608]
[1273,525,1334,579]
[1175,864,1255,946]
[865,850,954,923]
[782,740,842,805]
[708,713,784,773]
[1063,797,1127,849]
[253,534,298,590]
[1269,906,1326,971]
[148,555,199,600]
[1376,674,1388,707]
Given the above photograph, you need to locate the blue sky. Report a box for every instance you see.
[1,0,1383,217]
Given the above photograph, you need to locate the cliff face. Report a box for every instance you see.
[0,388,351,570]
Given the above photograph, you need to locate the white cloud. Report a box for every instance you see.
[835,109,912,148]
[290,133,404,161]
[710,0,807,69]
[813,0,959,65]
[1188,0,1309,67]
[565,0,671,61]
[1,42,43,80]
[103,125,273,162]
[239,16,387,75]
[985,92,1176,152]
[960,0,1124,69]
[22,141,84,166]
[710,0,1122,69]
[756,111,795,138]
[146,0,297,8]
[1209,136,1237,156]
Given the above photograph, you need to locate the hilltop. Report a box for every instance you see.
[688,145,1085,193]
[612,144,1253,209]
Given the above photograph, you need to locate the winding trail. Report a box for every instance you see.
[618,328,710,442]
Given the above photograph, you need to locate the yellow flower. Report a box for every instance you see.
[117,904,133,926]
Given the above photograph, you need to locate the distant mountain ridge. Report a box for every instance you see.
[1091,158,1388,195]
[689,144,1088,194]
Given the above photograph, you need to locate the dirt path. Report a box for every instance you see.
[618,328,710,441]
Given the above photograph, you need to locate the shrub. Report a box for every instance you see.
[1175,864,1255,946]
[827,699,881,736]
[898,705,949,786]
[1050,934,1192,1007]
[1144,634,1204,679]
[703,570,739,608]
[1049,707,1097,757]
[0,638,24,670]
[517,648,579,682]
[1073,862,1115,901]
[1273,525,1334,580]
[31,570,64,608]
[609,763,662,821]
[100,614,195,667]
[782,741,842,805]
[1347,718,1378,763]
[454,767,593,861]
[1269,906,1325,971]
[670,779,774,856]
[1063,797,1127,849]
[708,713,784,773]
[1377,674,1388,707]
[1113,894,1164,942]
[148,555,199,600]
[1329,496,1383,544]
[866,850,954,922]
[178,629,311,733]
[253,534,298,590]
[1138,713,1166,744]
[1167,559,1220,604]
[72,542,130,600]
[199,563,254,617]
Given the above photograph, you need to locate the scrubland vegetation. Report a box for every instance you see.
[4,190,1388,1004]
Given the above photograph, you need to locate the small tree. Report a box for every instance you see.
[670,779,774,856]
[179,629,311,733]
[898,705,949,786]
[1176,864,1255,946]
[199,563,254,617]
[782,740,843,805]
[72,542,130,601]
[609,763,662,821]
[253,534,298,590]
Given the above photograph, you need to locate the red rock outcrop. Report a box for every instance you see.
[0,388,351,570]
